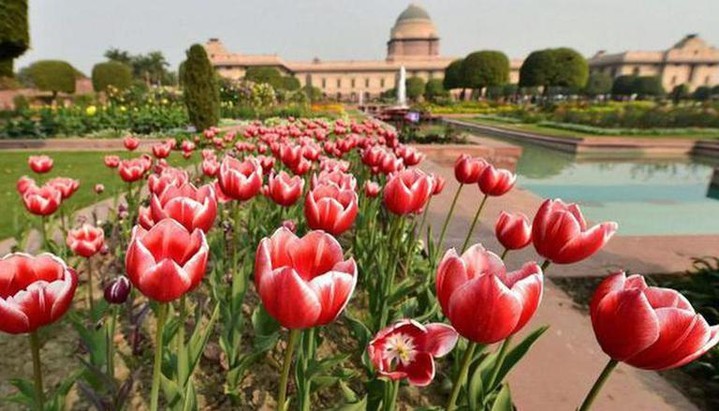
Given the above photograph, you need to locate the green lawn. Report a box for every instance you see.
[462,117,719,140]
[0,150,197,240]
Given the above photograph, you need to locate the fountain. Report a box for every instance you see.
[397,66,407,107]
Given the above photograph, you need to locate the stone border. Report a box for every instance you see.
[444,118,719,160]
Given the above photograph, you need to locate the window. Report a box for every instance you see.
[321,78,326,88]
[632,66,640,76]
[671,75,677,85]
[706,75,712,85]
[336,92,342,101]
[336,79,341,88]
[380,78,385,88]
[365,78,370,88]
[351,79,356,88]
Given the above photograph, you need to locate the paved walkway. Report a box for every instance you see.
[422,158,699,410]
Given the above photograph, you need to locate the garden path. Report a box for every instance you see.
[422,158,699,410]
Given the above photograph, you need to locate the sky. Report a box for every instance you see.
[16,0,719,74]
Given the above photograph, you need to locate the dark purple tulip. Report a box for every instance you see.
[104,276,132,304]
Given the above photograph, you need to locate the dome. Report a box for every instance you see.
[396,4,431,23]
[390,4,438,40]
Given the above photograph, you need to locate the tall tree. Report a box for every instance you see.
[405,76,426,101]
[0,0,29,77]
[182,44,220,131]
[460,50,509,93]
[425,78,448,102]
[584,72,613,97]
[92,61,133,92]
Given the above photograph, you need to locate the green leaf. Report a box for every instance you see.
[489,384,513,411]
[331,395,367,411]
[184,303,220,385]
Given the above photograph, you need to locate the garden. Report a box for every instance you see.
[1,116,718,411]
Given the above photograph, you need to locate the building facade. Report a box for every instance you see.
[206,4,463,101]
[205,4,718,99]
[588,34,719,91]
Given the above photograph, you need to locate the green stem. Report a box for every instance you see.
[436,184,463,255]
[447,342,478,411]
[107,306,118,380]
[460,194,488,253]
[487,336,512,391]
[177,295,187,381]
[29,331,44,411]
[278,329,301,411]
[86,257,94,314]
[300,327,316,411]
[379,215,404,328]
[541,259,551,272]
[150,303,168,411]
[578,359,619,411]
[500,248,509,260]
[40,216,48,250]
[384,379,400,411]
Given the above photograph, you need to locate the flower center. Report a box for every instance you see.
[384,333,416,366]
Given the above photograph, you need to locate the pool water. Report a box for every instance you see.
[498,138,719,236]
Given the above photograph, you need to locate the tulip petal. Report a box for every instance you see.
[420,323,459,358]
[591,289,659,361]
[288,231,344,281]
[555,222,618,264]
[436,249,467,314]
[308,268,357,326]
[396,351,435,387]
[137,259,191,302]
[643,287,693,311]
[258,267,321,329]
[506,263,544,334]
[448,275,522,344]
[629,309,717,370]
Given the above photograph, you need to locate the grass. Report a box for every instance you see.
[0,150,198,240]
[463,117,719,140]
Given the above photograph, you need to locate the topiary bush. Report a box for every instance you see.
[181,44,219,131]
[0,0,29,61]
[92,61,133,92]
[27,60,76,98]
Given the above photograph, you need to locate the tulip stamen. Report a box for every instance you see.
[384,333,417,366]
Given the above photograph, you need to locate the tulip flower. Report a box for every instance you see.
[304,184,358,235]
[218,156,263,201]
[383,168,432,215]
[495,211,532,252]
[151,141,173,159]
[477,164,516,197]
[436,244,543,344]
[532,199,618,265]
[364,181,380,198]
[0,252,78,409]
[94,183,105,194]
[255,227,357,408]
[431,174,446,196]
[454,154,486,184]
[255,227,357,329]
[201,158,220,177]
[150,183,218,233]
[66,224,105,258]
[16,175,36,194]
[104,155,120,168]
[123,136,140,151]
[118,159,148,183]
[28,155,53,174]
[0,252,78,334]
[267,171,305,207]
[48,177,80,200]
[311,170,357,191]
[104,276,132,305]
[579,272,719,411]
[590,272,719,370]
[125,218,209,303]
[368,319,458,386]
[147,167,189,196]
[22,184,62,216]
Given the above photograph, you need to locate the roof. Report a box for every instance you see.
[396,4,431,23]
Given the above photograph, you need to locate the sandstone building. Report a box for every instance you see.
[588,34,719,91]
[205,4,718,100]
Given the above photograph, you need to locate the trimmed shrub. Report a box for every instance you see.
[461,50,509,90]
[28,60,76,98]
[0,0,29,60]
[443,59,464,90]
[92,61,133,92]
[181,44,220,131]
[406,76,426,101]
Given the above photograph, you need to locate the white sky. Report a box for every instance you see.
[16,0,719,74]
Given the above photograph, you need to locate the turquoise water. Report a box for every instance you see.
[497,138,719,236]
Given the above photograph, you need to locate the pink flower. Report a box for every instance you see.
[436,244,543,344]
[28,155,53,174]
[368,320,458,386]
[495,211,532,250]
[477,164,516,196]
[254,228,357,329]
[532,199,618,264]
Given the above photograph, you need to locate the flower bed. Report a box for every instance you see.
[1,118,716,410]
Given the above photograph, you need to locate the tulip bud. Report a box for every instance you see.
[281,219,297,232]
[104,276,132,304]
[94,183,105,194]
